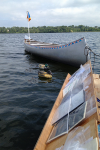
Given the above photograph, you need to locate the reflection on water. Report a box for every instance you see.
[38,77,52,83]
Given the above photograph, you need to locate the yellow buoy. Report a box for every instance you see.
[38,71,52,79]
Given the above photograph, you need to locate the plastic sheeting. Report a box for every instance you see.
[63,64,91,97]
[85,95,96,119]
[52,88,85,125]
[52,68,92,125]
[47,63,96,143]
[63,126,91,150]
[47,103,87,143]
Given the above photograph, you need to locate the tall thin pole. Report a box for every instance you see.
[28,21,30,40]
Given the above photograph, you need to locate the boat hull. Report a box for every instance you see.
[24,37,88,67]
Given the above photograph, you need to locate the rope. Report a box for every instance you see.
[84,46,100,72]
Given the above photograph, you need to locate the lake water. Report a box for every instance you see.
[0,32,100,150]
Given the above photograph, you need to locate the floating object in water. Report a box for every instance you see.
[38,64,49,70]
[38,70,52,79]
[38,64,52,79]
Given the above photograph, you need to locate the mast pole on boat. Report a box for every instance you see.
[28,21,30,40]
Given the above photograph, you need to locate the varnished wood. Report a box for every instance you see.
[93,74,100,122]
[33,60,99,150]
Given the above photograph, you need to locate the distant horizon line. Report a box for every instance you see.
[0,25,100,28]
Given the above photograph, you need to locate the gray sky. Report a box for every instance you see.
[0,0,100,27]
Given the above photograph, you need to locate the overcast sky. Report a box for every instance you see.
[0,0,100,27]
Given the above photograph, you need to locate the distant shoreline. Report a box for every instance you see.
[0,25,100,33]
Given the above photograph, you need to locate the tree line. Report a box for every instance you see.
[0,25,100,33]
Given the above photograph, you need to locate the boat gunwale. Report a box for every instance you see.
[24,37,85,49]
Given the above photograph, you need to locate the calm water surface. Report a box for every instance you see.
[0,32,100,150]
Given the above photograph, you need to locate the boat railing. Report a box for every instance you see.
[84,45,100,72]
